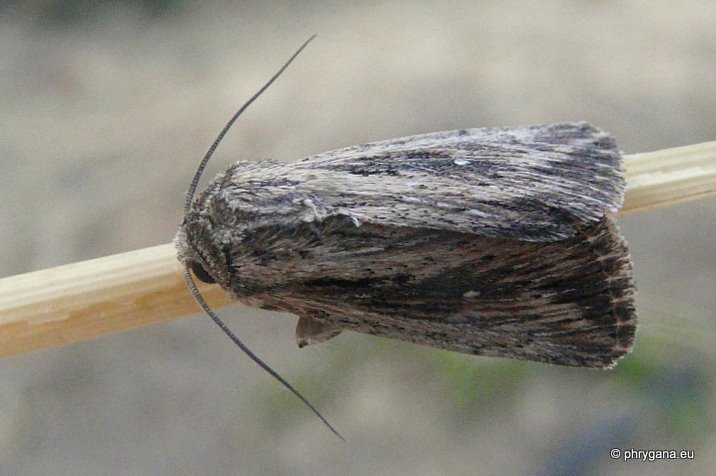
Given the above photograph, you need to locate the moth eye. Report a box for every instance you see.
[189,261,216,284]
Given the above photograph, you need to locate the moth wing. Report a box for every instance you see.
[268,217,635,368]
[292,122,624,242]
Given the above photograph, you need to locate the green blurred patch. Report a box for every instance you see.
[427,351,530,417]
[615,339,713,440]
[3,0,186,26]
[442,355,527,401]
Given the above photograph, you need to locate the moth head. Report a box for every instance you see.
[175,197,235,290]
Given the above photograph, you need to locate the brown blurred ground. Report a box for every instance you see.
[1,1,715,475]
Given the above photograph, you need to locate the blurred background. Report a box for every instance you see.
[1,1,715,474]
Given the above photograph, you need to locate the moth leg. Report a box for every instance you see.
[296,316,343,348]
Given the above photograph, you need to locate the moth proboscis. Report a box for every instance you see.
[175,36,636,439]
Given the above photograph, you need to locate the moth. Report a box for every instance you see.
[174,37,636,436]
[177,121,636,366]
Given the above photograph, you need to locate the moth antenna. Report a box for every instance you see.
[181,35,343,440]
[183,33,317,215]
[182,269,345,441]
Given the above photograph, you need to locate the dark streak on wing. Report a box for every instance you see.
[244,217,636,368]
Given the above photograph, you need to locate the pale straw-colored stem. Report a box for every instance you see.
[622,141,716,213]
[1,141,715,357]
